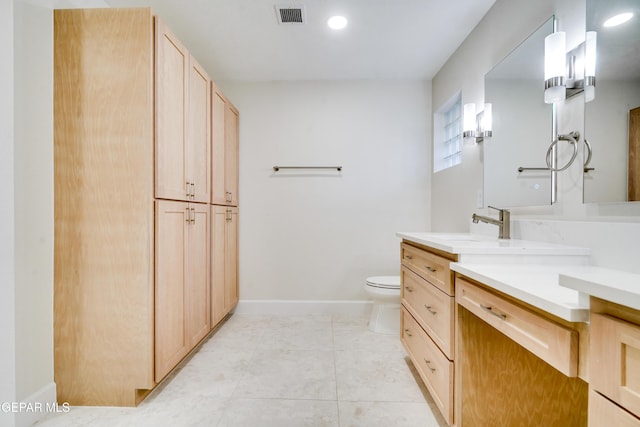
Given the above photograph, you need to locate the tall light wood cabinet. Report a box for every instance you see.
[54,7,156,407]
[54,7,219,407]
[156,18,211,204]
[211,206,239,326]
[211,84,239,206]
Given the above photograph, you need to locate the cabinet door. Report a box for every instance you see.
[211,86,227,205]
[155,200,189,382]
[155,18,189,202]
[224,105,239,206]
[188,56,211,203]
[226,207,239,310]
[210,206,239,327]
[211,84,239,207]
[211,205,227,326]
[186,203,210,345]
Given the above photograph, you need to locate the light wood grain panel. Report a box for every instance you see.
[457,305,588,426]
[211,84,227,205]
[186,204,211,345]
[188,56,211,203]
[590,313,640,417]
[456,276,578,377]
[225,103,240,206]
[53,7,155,406]
[402,307,454,425]
[155,17,189,202]
[401,266,454,359]
[210,205,227,326]
[155,200,189,382]
[589,390,640,427]
[401,243,453,295]
[226,207,239,310]
[630,107,640,201]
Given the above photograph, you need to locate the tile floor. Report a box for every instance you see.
[36,314,448,427]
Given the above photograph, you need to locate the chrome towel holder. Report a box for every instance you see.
[545,131,580,172]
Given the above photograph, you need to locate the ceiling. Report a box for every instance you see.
[101,0,496,81]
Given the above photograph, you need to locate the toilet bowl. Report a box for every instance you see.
[364,275,401,334]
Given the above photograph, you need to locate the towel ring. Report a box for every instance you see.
[583,138,592,168]
[545,131,580,172]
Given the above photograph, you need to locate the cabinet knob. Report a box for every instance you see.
[425,265,437,273]
[424,305,437,315]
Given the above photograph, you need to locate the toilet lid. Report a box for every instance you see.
[366,275,400,289]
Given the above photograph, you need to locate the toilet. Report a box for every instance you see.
[364,275,401,334]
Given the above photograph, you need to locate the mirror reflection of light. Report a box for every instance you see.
[603,12,633,27]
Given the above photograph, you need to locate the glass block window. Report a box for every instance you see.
[433,92,462,172]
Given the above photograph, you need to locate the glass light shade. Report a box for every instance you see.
[584,31,597,102]
[483,103,492,133]
[463,103,476,137]
[544,32,566,103]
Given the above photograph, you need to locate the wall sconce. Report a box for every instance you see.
[463,103,492,143]
[544,31,597,104]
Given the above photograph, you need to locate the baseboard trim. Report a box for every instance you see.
[16,382,57,427]
[235,299,373,316]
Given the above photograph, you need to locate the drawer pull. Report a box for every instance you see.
[404,286,414,292]
[480,304,507,320]
[424,305,437,315]
[404,255,413,260]
[425,265,437,272]
[423,359,436,373]
[404,328,412,337]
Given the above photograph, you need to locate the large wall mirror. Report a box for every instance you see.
[484,17,554,207]
[584,0,640,203]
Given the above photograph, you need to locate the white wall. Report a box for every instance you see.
[220,80,431,300]
[14,0,55,410]
[1,0,17,426]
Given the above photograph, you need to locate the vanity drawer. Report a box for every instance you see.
[401,266,454,359]
[401,243,453,295]
[401,306,454,425]
[590,313,640,418]
[590,390,640,427]
[456,277,578,377]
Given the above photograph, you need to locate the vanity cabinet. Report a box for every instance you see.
[211,84,239,206]
[400,242,457,425]
[455,274,587,426]
[589,298,640,425]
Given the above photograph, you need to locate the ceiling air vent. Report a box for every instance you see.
[275,4,305,25]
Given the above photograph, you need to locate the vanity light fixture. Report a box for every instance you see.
[544,31,566,104]
[544,30,598,104]
[327,15,348,30]
[463,103,492,143]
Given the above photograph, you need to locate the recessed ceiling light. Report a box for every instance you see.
[603,12,633,27]
[327,15,348,30]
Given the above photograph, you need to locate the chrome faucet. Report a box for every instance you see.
[472,206,511,239]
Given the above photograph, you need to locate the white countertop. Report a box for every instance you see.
[397,232,590,256]
[451,263,590,322]
[559,267,640,311]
